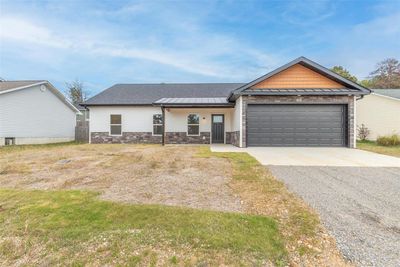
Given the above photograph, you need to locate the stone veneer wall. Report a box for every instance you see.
[241,95,355,148]
[91,132,162,144]
[165,132,210,144]
[226,131,240,147]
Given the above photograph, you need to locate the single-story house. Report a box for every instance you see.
[357,89,400,140]
[0,80,79,146]
[82,57,370,148]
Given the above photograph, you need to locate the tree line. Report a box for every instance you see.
[331,58,400,89]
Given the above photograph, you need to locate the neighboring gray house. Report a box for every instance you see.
[0,80,79,146]
[357,89,400,140]
[82,57,370,147]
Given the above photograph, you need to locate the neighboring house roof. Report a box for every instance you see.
[153,97,233,107]
[0,80,80,113]
[229,56,371,100]
[372,89,400,100]
[83,83,244,106]
[0,80,46,92]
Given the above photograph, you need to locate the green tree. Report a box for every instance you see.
[65,79,89,105]
[359,79,372,88]
[331,66,358,83]
[368,58,400,88]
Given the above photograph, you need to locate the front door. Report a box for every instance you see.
[212,114,224,144]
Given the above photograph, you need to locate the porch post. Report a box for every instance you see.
[162,106,165,146]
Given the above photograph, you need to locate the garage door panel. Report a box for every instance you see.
[247,104,346,147]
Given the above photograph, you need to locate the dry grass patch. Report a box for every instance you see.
[357,140,400,157]
[0,144,240,212]
[197,147,351,266]
[0,143,351,266]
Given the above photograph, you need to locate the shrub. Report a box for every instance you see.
[357,124,370,141]
[376,134,400,146]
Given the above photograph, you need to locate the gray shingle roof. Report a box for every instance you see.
[83,83,244,105]
[0,80,45,92]
[372,89,400,100]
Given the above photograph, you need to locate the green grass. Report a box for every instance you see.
[197,147,262,181]
[0,189,287,266]
[197,147,320,253]
[358,140,400,157]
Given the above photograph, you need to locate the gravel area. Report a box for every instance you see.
[268,166,400,267]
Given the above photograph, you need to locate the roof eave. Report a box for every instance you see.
[153,103,234,108]
[229,56,371,97]
[0,81,47,95]
[238,91,366,96]
[81,103,154,107]
[0,81,79,113]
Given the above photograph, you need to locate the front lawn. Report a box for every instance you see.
[0,189,285,266]
[357,140,400,157]
[0,144,348,266]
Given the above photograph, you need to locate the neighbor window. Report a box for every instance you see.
[110,114,122,135]
[187,114,200,135]
[153,114,163,135]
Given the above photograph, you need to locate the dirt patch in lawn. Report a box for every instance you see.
[0,144,241,212]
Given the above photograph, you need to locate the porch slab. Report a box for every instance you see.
[210,145,400,167]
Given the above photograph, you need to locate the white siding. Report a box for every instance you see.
[232,97,241,131]
[357,94,400,140]
[89,106,162,133]
[0,85,76,144]
[165,108,233,132]
[89,106,235,138]
[232,97,242,147]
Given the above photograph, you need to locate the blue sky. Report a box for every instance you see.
[0,0,399,96]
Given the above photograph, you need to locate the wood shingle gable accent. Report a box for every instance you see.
[249,64,345,89]
[228,57,370,101]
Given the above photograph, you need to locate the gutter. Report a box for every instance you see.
[153,104,234,108]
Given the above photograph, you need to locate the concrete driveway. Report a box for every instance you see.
[211,145,400,265]
[210,145,400,167]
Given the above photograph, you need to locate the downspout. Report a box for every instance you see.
[162,106,165,146]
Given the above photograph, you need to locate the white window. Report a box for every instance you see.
[110,114,122,135]
[153,114,163,136]
[187,114,200,136]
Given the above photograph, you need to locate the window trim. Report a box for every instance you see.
[152,114,163,136]
[187,113,200,136]
[110,114,122,136]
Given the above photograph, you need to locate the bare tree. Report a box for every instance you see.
[357,124,370,141]
[369,58,400,88]
[65,79,89,105]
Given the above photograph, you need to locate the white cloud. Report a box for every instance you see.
[325,12,400,78]
[0,14,279,80]
[0,16,71,48]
